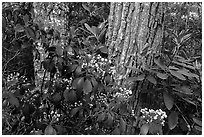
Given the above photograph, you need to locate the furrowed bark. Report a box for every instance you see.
[106,2,164,86]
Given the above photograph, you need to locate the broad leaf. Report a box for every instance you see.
[127,74,145,81]
[180,33,191,44]
[156,72,168,79]
[15,24,24,32]
[82,3,90,12]
[105,113,113,126]
[120,118,126,134]
[85,23,96,36]
[169,70,186,80]
[194,125,202,132]
[147,75,157,85]
[83,79,92,94]
[193,117,202,126]
[92,26,100,36]
[97,112,106,122]
[125,66,141,72]
[169,66,179,70]
[56,46,63,56]
[8,93,19,107]
[168,111,178,130]
[25,27,36,40]
[98,27,106,42]
[70,107,80,117]
[99,46,108,54]
[53,93,61,102]
[163,92,174,110]
[72,77,84,90]
[140,124,149,135]
[181,97,196,106]
[112,127,120,135]
[23,14,29,24]
[154,58,167,71]
[172,61,195,70]
[44,125,57,135]
[2,16,6,31]
[180,86,193,95]
[177,69,199,78]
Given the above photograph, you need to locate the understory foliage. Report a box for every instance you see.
[2,2,202,135]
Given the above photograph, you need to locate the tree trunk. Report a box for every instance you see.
[106,2,165,129]
[106,2,165,86]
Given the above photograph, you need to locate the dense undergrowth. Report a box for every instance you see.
[2,2,202,135]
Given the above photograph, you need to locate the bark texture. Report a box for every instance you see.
[106,2,164,85]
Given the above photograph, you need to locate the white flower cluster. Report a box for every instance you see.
[6,72,28,85]
[140,108,167,126]
[81,54,112,77]
[96,92,107,103]
[114,87,132,100]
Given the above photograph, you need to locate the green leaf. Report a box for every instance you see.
[156,72,168,79]
[98,27,106,42]
[105,113,113,126]
[53,93,61,102]
[172,61,195,70]
[99,46,108,54]
[83,79,92,94]
[149,122,162,134]
[154,58,167,71]
[168,111,178,130]
[85,23,96,36]
[97,112,106,122]
[63,89,69,102]
[44,125,57,135]
[169,66,179,70]
[181,97,196,106]
[125,66,141,73]
[25,27,36,40]
[169,70,186,80]
[15,24,24,32]
[127,74,145,81]
[194,125,202,132]
[23,14,29,24]
[70,107,80,117]
[163,92,174,110]
[2,16,7,31]
[82,3,90,12]
[119,118,126,134]
[147,75,157,85]
[75,66,82,76]
[92,26,100,36]
[174,86,193,95]
[8,93,19,107]
[140,124,149,135]
[56,46,63,56]
[180,33,191,44]
[112,127,120,135]
[177,69,199,78]
[180,86,193,95]
[91,77,98,87]
[72,77,84,90]
[65,46,74,55]
[70,64,78,73]
[193,117,202,126]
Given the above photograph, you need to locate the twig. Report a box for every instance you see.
[40,69,47,94]
[175,104,191,135]
[3,51,21,74]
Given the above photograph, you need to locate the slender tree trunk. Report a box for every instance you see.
[106,2,165,86]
